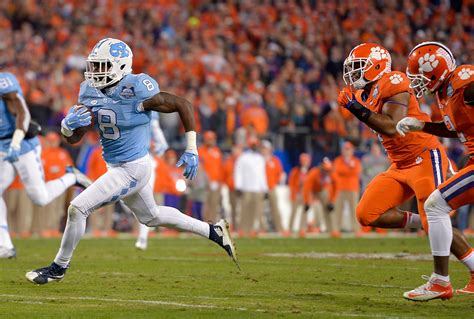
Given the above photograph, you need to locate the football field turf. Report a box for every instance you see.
[0,236,472,318]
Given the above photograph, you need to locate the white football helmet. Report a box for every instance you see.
[84,38,133,88]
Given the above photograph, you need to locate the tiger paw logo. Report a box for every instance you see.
[457,68,474,80]
[389,74,403,84]
[418,54,439,72]
[369,47,389,60]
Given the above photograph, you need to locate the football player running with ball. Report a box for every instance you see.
[0,72,90,259]
[397,42,474,301]
[338,43,474,295]
[26,38,238,285]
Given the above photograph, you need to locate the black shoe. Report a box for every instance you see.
[25,262,69,285]
[210,219,240,270]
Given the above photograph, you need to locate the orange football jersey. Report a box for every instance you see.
[358,71,440,167]
[436,65,474,156]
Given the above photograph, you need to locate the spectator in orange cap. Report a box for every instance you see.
[261,140,284,233]
[234,136,268,235]
[288,153,312,235]
[303,157,336,234]
[198,131,223,222]
[223,144,243,230]
[332,142,362,237]
[33,131,73,237]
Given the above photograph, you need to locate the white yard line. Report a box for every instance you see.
[0,293,422,318]
[263,251,463,261]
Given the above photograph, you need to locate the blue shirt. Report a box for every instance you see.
[0,72,39,154]
[78,73,160,164]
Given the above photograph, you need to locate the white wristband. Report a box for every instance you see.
[61,119,74,137]
[10,129,25,150]
[185,131,198,155]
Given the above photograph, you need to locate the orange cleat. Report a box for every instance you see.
[403,275,453,301]
[330,230,341,238]
[457,271,474,295]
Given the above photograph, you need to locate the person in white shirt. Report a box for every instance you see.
[234,136,268,235]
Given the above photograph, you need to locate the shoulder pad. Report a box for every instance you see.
[450,65,474,92]
[133,73,160,101]
[376,71,410,100]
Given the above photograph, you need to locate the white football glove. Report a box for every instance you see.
[396,117,425,137]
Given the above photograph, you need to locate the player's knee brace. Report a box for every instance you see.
[424,190,451,220]
[67,205,88,222]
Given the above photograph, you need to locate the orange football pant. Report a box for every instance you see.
[357,148,449,231]
[438,160,474,210]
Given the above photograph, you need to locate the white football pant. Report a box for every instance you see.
[54,154,209,266]
[137,157,157,243]
[0,145,75,249]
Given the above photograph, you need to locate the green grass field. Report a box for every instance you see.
[1,236,473,318]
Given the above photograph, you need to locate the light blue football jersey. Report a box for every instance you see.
[78,73,160,164]
[0,72,39,155]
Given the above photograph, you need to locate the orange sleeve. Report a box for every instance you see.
[354,157,362,175]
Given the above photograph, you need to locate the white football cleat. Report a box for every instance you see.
[135,238,148,251]
[403,275,453,301]
[0,246,16,259]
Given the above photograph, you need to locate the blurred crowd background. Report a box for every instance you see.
[1,0,473,238]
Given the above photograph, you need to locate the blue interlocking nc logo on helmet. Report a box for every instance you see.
[109,42,130,58]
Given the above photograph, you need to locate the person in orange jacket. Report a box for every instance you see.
[261,140,284,233]
[288,153,312,235]
[198,131,223,222]
[34,132,73,237]
[222,144,243,230]
[161,149,185,208]
[303,157,336,234]
[332,141,362,236]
